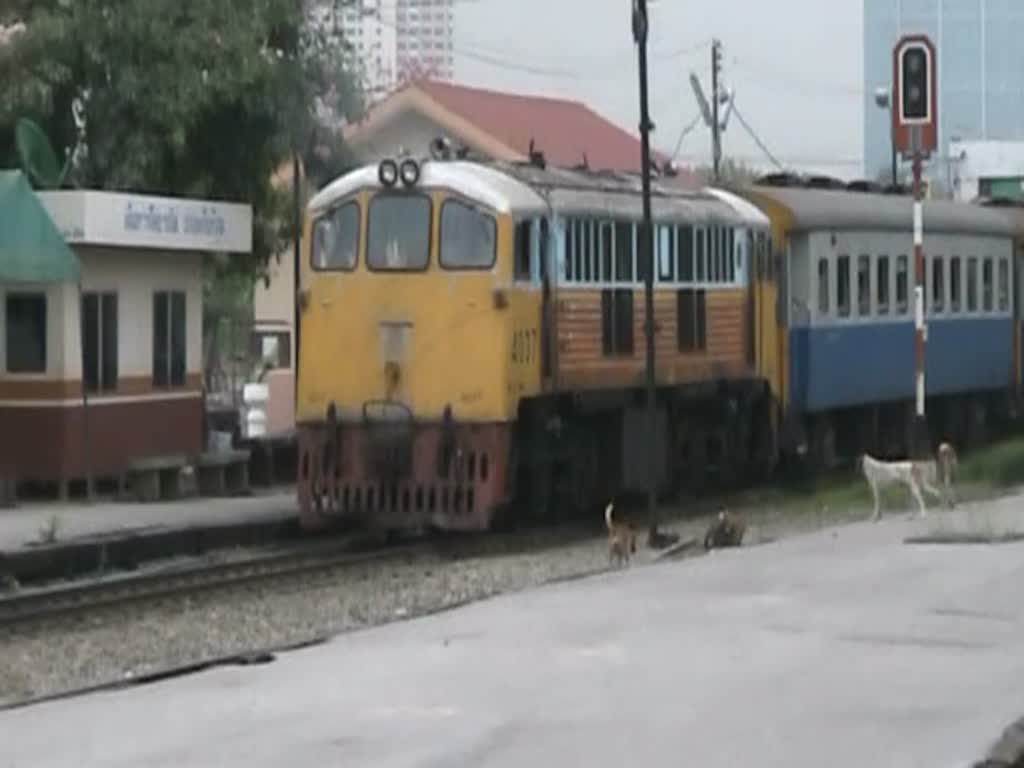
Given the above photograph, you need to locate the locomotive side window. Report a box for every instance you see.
[999,257,1010,312]
[982,257,994,312]
[896,255,909,314]
[856,254,870,317]
[368,194,432,271]
[817,258,829,315]
[932,256,945,313]
[440,198,497,270]
[836,254,851,318]
[950,256,962,313]
[877,255,890,315]
[657,225,675,282]
[696,228,707,282]
[311,201,359,271]
[600,222,614,282]
[677,226,694,282]
[967,257,978,312]
[564,219,576,281]
[614,221,634,283]
[513,220,532,281]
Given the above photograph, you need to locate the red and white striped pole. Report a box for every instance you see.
[911,145,930,458]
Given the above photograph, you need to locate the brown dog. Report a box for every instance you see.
[605,501,637,568]
[703,507,746,550]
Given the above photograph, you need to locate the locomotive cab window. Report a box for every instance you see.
[368,193,432,271]
[440,198,497,270]
[312,201,359,271]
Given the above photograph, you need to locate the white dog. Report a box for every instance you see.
[858,442,957,521]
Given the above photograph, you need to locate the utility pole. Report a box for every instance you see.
[711,38,722,182]
[631,0,661,546]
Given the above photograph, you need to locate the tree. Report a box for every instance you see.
[0,0,364,271]
[691,158,764,187]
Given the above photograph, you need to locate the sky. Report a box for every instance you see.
[453,0,866,179]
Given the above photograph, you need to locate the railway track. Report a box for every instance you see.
[0,537,426,630]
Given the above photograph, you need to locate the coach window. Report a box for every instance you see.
[896,255,909,314]
[836,254,850,318]
[5,292,47,373]
[967,257,978,312]
[950,256,962,313]
[856,254,870,316]
[932,256,945,314]
[999,257,1010,312]
[817,257,830,315]
[982,257,994,312]
[876,255,890,315]
[311,201,359,270]
[513,220,532,281]
[368,193,432,271]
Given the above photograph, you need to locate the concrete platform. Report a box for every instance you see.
[4,496,1024,767]
[0,491,296,553]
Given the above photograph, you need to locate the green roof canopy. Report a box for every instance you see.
[0,170,80,283]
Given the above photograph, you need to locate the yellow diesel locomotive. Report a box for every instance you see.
[295,151,778,532]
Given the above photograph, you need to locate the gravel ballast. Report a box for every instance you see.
[0,500,902,707]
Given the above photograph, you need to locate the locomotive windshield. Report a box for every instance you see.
[367,192,431,270]
[311,202,358,270]
[439,198,497,269]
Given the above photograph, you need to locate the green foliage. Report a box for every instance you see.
[0,0,364,272]
[958,438,1024,489]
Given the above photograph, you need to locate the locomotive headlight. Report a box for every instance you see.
[378,158,399,187]
[399,158,421,187]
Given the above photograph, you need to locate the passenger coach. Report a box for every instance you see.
[744,179,1018,470]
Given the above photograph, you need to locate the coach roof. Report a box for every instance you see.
[749,185,1016,237]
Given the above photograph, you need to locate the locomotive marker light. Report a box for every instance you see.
[892,34,937,459]
[378,158,399,187]
[399,158,421,187]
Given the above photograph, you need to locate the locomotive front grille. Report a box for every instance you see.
[362,400,415,481]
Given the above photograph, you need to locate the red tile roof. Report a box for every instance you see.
[408,79,685,178]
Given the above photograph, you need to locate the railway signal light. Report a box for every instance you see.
[892,35,937,159]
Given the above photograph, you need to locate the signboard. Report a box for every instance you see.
[892,34,938,159]
[38,189,253,254]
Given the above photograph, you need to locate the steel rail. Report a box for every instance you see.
[0,538,426,629]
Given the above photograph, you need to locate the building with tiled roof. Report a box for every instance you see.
[343,79,693,182]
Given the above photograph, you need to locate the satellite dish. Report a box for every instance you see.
[15,117,70,189]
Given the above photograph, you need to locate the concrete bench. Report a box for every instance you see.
[195,449,251,497]
[122,455,188,502]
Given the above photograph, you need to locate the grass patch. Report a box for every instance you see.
[958,437,1024,489]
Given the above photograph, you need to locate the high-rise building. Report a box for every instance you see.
[315,0,455,106]
[395,0,455,83]
[863,0,1024,184]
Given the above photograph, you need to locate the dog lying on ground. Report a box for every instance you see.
[859,441,958,521]
[703,507,746,550]
[605,501,637,568]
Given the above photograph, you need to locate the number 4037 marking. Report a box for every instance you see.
[511,328,538,364]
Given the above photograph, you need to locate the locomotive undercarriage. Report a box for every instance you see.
[510,380,777,522]
[297,403,511,532]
